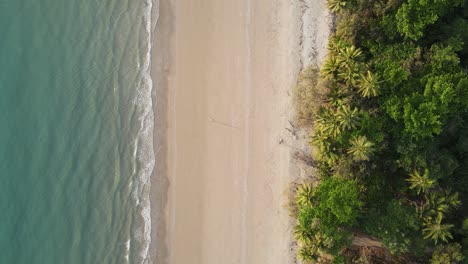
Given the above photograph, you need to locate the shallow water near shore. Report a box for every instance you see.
[0,0,156,263]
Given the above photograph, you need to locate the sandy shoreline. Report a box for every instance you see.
[150,0,331,263]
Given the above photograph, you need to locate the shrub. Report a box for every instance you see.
[362,200,422,255]
[314,177,363,226]
[430,243,464,264]
[294,66,329,127]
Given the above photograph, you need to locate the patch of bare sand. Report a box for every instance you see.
[150,0,332,263]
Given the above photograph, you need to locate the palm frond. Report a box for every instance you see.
[296,184,314,207]
[347,135,375,161]
[406,169,436,195]
[357,70,380,97]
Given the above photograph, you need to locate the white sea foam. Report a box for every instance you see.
[130,0,158,263]
[124,239,131,262]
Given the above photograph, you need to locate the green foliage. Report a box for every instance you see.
[357,70,380,98]
[293,179,360,261]
[420,190,461,221]
[395,0,464,40]
[407,169,437,194]
[314,108,342,139]
[295,206,315,245]
[296,184,314,207]
[322,56,341,80]
[428,40,463,72]
[431,243,464,264]
[332,255,345,264]
[362,200,422,255]
[388,42,467,140]
[337,45,363,65]
[357,110,385,145]
[404,169,461,246]
[422,215,454,244]
[336,105,361,131]
[314,177,363,225]
[347,136,375,161]
[370,42,418,88]
[327,0,349,13]
[297,245,318,263]
[463,219,468,231]
[294,0,468,261]
[395,0,439,40]
[402,95,443,138]
[321,41,367,88]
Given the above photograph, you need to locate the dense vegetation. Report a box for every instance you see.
[293,0,468,262]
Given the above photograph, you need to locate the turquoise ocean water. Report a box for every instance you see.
[0,0,156,263]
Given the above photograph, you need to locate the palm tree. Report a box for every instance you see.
[320,146,339,165]
[358,70,380,97]
[310,134,339,165]
[296,184,314,207]
[422,190,461,219]
[422,214,454,244]
[310,134,338,163]
[406,169,436,195]
[443,189,461,209]
[297,245,318,263]
[327,85,347,107]
[314,110,341,138]
[336,105,360,131]
[327,37,346,54]
[312,230,335,249]
[337,46,363,86]
[293,224,312,245]
[327,0,347,13]
[337,46,363,66]
[309,130,329,149]
[422,193,449,220]
[347,135,375,161]
[338,62,361,87]
[321,56,340,80]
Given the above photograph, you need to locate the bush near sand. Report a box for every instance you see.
[293,66,330,127]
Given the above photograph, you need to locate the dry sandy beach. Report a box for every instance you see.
[151,0,331,263]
